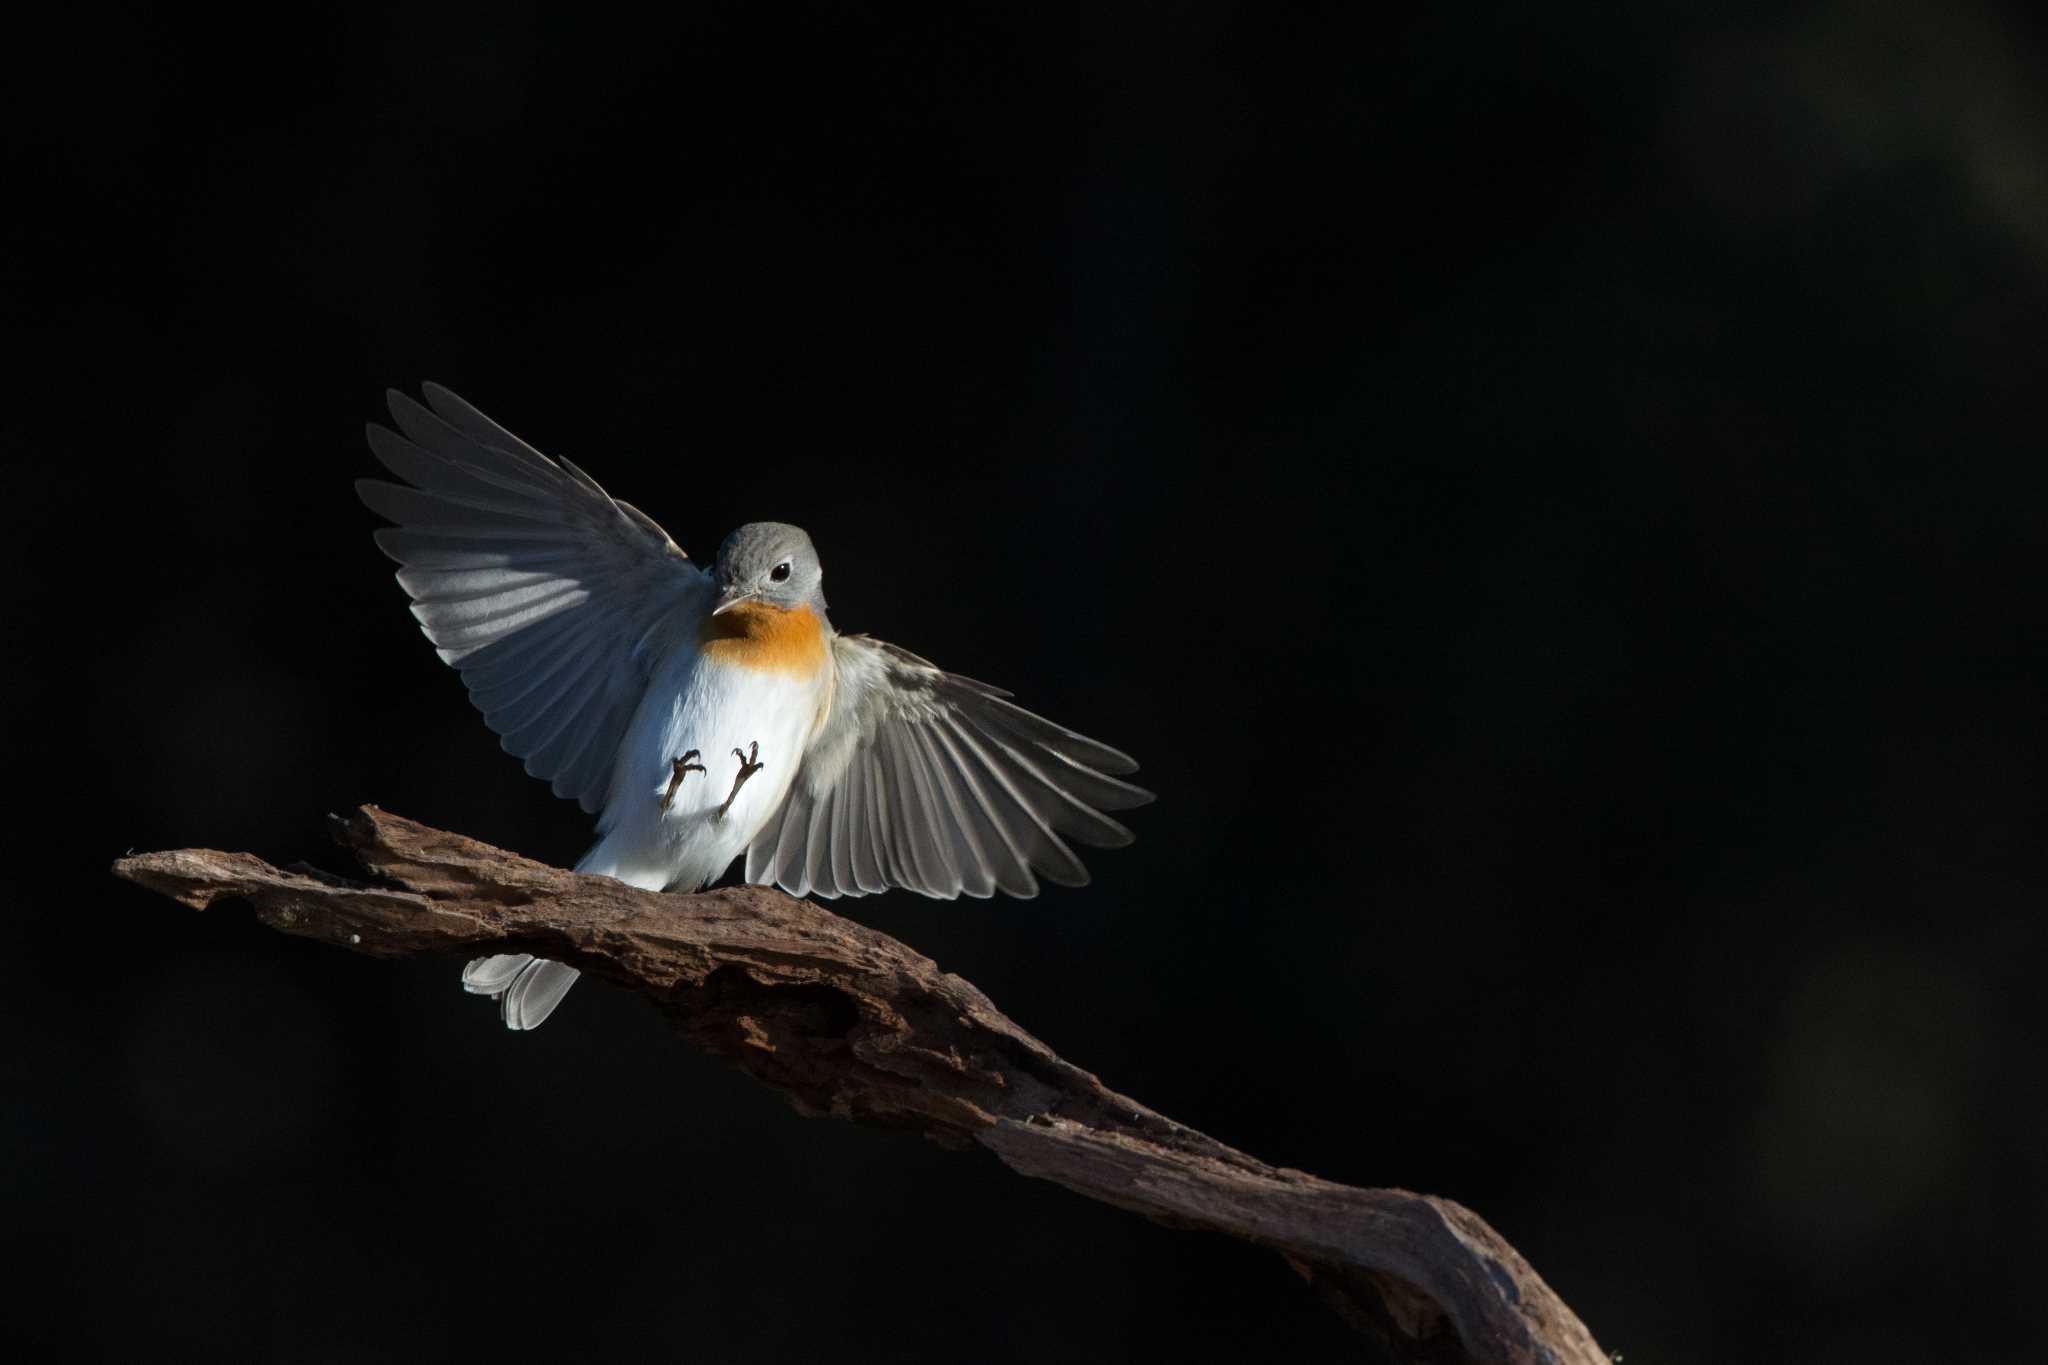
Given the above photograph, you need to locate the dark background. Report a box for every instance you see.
[9,3,2047,1361]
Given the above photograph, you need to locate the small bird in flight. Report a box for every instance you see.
[358,385,1152,1029]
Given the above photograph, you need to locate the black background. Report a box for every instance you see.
[10,4,2048,1361]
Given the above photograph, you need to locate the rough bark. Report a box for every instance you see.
[112,807,1607,1365]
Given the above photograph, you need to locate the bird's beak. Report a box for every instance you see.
[711,585,757,616]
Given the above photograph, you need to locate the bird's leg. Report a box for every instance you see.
[715,741,765,820]
[661,750,706,813]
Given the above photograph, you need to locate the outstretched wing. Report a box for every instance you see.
[746,634,1153,899]
[358,384,710,813]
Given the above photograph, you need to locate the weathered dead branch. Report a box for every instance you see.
[113,807,1605,1365]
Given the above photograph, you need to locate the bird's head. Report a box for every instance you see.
[712,521,827,616]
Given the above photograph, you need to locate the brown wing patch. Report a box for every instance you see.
[699,602,831,675]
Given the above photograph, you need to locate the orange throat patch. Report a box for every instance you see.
[699,601,829,675]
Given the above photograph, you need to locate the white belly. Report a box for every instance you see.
[580,652,826,891]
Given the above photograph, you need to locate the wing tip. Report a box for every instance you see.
[383,386,421,424]
[1071,736,1142,776]
[1076,821,1136,850]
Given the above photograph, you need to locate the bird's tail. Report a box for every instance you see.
[461,953,580,1030]
[460,840,669,1030]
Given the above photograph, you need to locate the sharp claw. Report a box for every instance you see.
[661,749,707,813]
[715,741,766,820]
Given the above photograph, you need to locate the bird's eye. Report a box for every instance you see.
[770,561,792,582]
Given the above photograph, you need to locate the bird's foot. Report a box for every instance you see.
[715,741,765,820]
[661,750,706,813]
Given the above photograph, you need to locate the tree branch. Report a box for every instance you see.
[112,807,1606,1365]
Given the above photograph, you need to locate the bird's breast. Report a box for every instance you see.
[698,602,830,676]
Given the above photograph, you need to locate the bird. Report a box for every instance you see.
[357,384,1153,1029]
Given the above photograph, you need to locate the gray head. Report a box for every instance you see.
[711,521,828,616]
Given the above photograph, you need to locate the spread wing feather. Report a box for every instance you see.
[357,384,709,813]
[746,635,1152,899]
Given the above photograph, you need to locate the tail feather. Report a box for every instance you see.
[458,838,674,1030]
[462,953,533,995]
[461,953,582,1030]
[500,957,581,1030]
